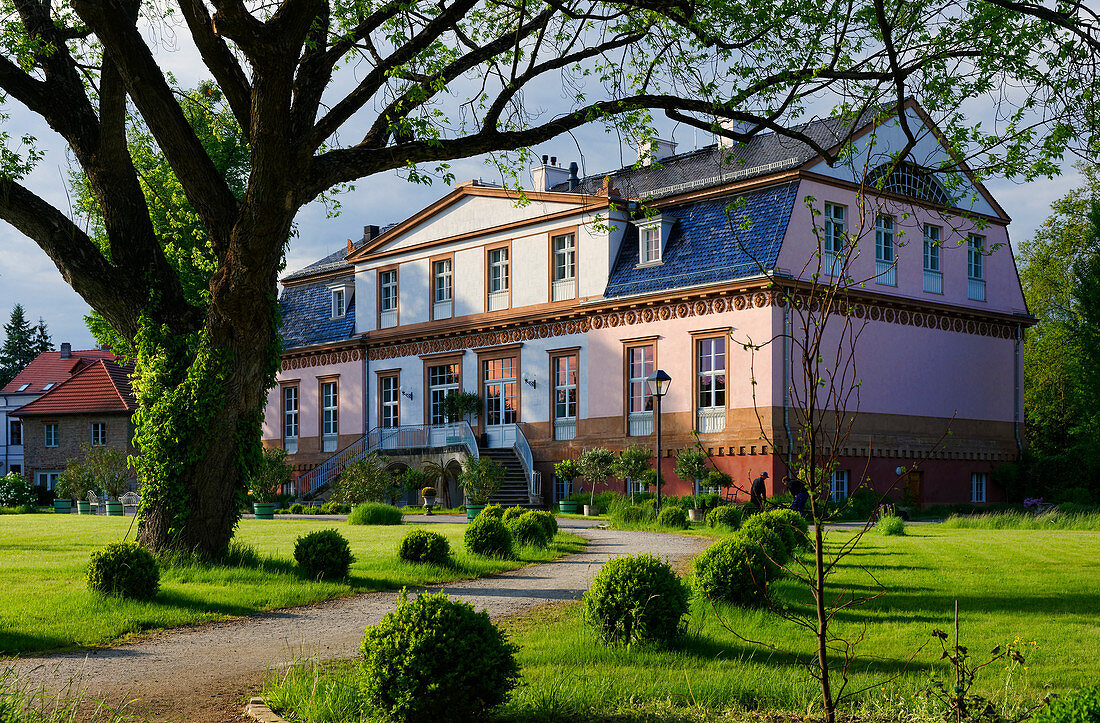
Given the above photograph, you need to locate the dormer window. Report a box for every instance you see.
[16,384,29,392]
[636,214,676,267]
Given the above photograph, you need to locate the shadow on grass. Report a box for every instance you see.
[0,630,74,656]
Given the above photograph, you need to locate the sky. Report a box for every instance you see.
[0,18,1085,352]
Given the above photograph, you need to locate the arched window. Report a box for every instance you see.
[867,161,950,206]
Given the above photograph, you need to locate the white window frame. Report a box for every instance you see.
[822,202,846,276]
[321,381,339,453]
[428,363,460,426]
[282,386,299,453]
[36,471,59,490]
[433,259,452,303]
[330,287,346,319]
[923,224,943,293]
[971,472,987,503]
[968,234,986,301]
[627,344,654,436]
[641,227,661,264]
[380,375,400,429]
[830,470,850,502]
[552,233,576,283]
[488,248,509,294]
[552,354,578,441]
[875,214,896,286]
[90,422,107,447]
[44,423,58,448]
[379,270,398,312]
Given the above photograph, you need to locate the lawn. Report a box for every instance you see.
[265,526,1100,722]
[0,515,585,656]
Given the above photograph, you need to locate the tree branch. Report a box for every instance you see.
[176,0,254,138]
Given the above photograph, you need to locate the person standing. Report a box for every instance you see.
[750,471,768,513]
[786,474,808,513]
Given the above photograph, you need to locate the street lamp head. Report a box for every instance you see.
[647,369,672,396]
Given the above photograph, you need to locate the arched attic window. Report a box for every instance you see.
[866,161,950,206]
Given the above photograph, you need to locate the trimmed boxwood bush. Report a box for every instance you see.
[1032,685,1100,723]
[706,505,741,530]
[750,508,810,551]
[464,514,513,558]
[739,521,790,566]
[692,535,779,607]
[294,528,354,580]
[289,503,305,514]
[526,509,558,539]
[502,506,526,523]
[507,512,551,548]
[398,529,451,566]
[583,554,689,647]
[657,505,688,529]
[360,591,520,722]
[478,503,505,520]
[87,541,160,600]
[348,502,403,525]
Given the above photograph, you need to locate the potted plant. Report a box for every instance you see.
[57,459,97,515]
[675,448,710,522]
[613,445,652,505]
[421,485,438,514]
[249,448,292,520]
[443,391,482,441]
[704,469,733,500]
[459,456,504,520]
[553,459,581,513]
[578,447,615,516]
[84,445,130,516]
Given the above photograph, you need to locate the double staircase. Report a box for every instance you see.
[480,447,539,508]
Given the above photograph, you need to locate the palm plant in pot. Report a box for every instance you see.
[443,390,482,441]
[578,447,615,516]
[675,448,709,521]
[553,459,581,513]
[249,448,292,519]
[459,456,504,521]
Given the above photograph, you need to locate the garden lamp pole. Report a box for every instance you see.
[647,370,672,514]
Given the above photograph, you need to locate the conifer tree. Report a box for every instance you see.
[0,305,36,388]
[32,318,53,356]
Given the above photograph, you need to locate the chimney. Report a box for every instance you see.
[635,137,678,166]
[715,117,763,147]
[60,342,71,359]
[568,162,580,191]
[362,225,381,242]
[530,157,571,192]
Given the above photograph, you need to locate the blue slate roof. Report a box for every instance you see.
[604,182,798,298]
[279,279,356,349]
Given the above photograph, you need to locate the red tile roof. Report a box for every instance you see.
[0,349,118,395]
[12,358,137,416]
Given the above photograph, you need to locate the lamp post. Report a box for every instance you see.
[646,369,672,514]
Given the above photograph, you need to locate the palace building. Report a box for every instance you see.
[262,101,1030,508]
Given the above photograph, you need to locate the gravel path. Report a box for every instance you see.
[7,526,706,722]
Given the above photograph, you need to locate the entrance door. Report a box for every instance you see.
[904,470,923,508]
[483,357,517,447]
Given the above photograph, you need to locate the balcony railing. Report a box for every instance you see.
[554,418,577,440]
[380,309,397,328]
[923,269,943,294]
[628,411,653,436]
[968,277,986,301]
[488,291,508,311]
[696,407,725,433]
[432,300,452,320]
[511,424,542,500]
[552,279,576,302]
[875,260,896,286]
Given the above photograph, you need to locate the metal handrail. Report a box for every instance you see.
[300,421,479,496]
[511,424,540,498]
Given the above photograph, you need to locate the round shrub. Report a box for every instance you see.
[348,502,403,525]
[289,502,305,514]
[321,501,342,514]
[295,528,354,580]
[502,505,527,523]
[87,541,160,600]
[398,529,451,566]
[478,503,505,520]
[657,506,688,529]
[739,520,790,566]
[876,514,906,536]
[1032,685,1100,723]
[692,535,779,606]
[464,514,513,558]
[764,508,811,550]
[507,512,551,548]
[706,505,741,530]
[360,591,520,722]
[526,509,558,539]
[583,554,689,646]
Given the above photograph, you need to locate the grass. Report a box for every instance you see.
[0,666,145,722]
[265,526,1100,722]
[0,515,585,656]
[939,510,1100,530]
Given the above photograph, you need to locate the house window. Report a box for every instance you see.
[875,214,896,286]
[379,269,398,328]
[36,471,59,490]
[923,224,943,293]
[91,422,107,446]
[16,384,29,392]
[380,375,400,429]
[696,337,726,433]
[42,383,54,391]
[552,353,578,441]
[331,287,346,319]
[552,232,576,301]
[44,423,58,448]
[283,386,299,453]
[627,344,655,436]
[482,357,518,427]
[428,362,460,425]
[433,260,452,303]
[822,202,846,276]
[968,234,986,301]
[971,472,987,503]
[830,470,849,502]
[321,381,339,453]
[867,161,950,205]
[8,420,20,446]
[488,248,509,310]
[639,226,662,264]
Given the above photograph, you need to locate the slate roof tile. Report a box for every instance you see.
[279,278,357,349]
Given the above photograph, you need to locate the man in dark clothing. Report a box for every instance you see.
[786,474,808,512]
[750,471,768,513]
